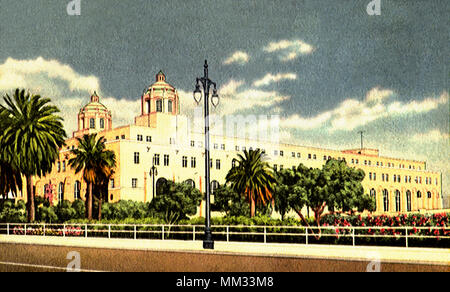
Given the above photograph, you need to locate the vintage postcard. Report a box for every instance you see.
[0,0,448,277]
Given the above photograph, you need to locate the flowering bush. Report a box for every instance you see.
[12,225,83,237]
[322,213,450,238]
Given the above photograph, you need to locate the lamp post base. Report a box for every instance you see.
[203,230,214,249]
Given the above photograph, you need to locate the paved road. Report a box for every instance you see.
[0,235,448,272]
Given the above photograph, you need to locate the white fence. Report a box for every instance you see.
[0,223,449,248]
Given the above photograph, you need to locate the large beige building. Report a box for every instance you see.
[27,71,443,215]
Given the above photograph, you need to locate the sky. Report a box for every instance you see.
[0,0,448,195]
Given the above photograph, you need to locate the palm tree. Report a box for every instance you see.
[225,149,276,217]
[0,89,66,222]
[68,134,116,220]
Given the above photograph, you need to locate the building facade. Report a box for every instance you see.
[25,71,443,216]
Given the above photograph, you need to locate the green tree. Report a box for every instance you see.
[213,185,272,217]
[287,160,375,237]
[150,181,202,225]
[0,89,66,222]
[68,134,116,220]
[273,168,300,220]
[225,149,276,217]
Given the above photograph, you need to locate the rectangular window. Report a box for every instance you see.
[190,140,195,147]
[386,174,389,182]
[235,146,239,151]
[308,154,311,159]
[121,135,125,139]
[214,143,218,149]
[164,154,169,166]
[100,118,105,129]
[292,152,296,158]
[182,156,188,168]
[313,154,317,160]
[280,151,284,157]
[273,164,277,171]
[216,159,221,170]
[373,173,376,181]
[132,178,138,188]
[57,161,61,172]
[110,179,115,189]
[62,161,66,172]
[146,136,152,142]
[89,118,95,129]
[369,172,372,180]
[153,154,160,166]
[323,155,327,161]
[137,134,143,141]
[156,100,162,112]
[297,153,301,158]
[382,173,385,181]
[134,152,140,164]
[191,157,196,168]
[221,144,225,150]
[168,100,173,113]
[274,150,278,156]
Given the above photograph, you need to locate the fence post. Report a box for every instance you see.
[108,225,111,239]
[7,223,9,235]
[63,224,66,237]
[226,226,229,242]
[85,224,88,238]
[162,225,165,240]
[134,225,137,240]
[264,226,267,244]
[405,227,408,248]
[193,225,196,241]
[305,227,308,245]
[24,224,27,236]
[43,223,46,237]
[352,228,355,246]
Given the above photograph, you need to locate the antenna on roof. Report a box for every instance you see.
[358,130,365,151]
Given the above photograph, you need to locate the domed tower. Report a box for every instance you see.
[73,91,112,137]
[134,71,180,127]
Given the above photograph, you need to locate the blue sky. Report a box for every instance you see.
[0,0,448,195]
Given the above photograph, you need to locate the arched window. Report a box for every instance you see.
[370,188,377,210]
[395,190,401,212]
[383,189,389,212]
[406,190,412,212]
[156,178,168,196]
[168,100,173,113]
[74,181,81,200]
[184,179,195,189]
[417,190,422,198]
[89,118,95,129]
[58,182,64,202]
[427,191,431,199]
[156,99,163,112]
[211,180,220,194]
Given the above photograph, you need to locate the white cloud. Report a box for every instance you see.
[253,72,297,87]
[0,57,100,92]
[272,88,449,133]
[263,39,315,61]
[223,51,250,65]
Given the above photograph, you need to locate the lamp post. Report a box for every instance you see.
[194,60,219,250]
[149,164,158,200]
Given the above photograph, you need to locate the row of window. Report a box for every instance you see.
[352,159,420,170]
[87,118,106,129]
[368,172,438,185]
[154,99,174,113]
[373,189,437,212]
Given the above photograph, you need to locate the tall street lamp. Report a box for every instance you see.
[194,60,219,250]
[149,164,158,200]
